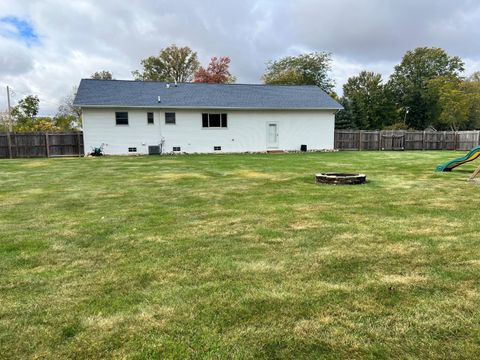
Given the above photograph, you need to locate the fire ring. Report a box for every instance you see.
[315,173,366,185]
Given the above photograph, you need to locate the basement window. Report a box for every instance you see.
[214,146,221,151]
[173,146,181,152]
[165,112,176,124]
[115,112,129,125]
[147,112,154,124]
[128,147,137,152]
[202,113,227,128]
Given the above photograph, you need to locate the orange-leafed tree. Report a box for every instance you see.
[194,56,236,84]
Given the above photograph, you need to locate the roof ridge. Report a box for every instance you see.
[81,78,320,88]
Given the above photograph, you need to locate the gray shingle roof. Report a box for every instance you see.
[73,79,342,110]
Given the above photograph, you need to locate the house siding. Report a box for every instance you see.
[82,108,335,155]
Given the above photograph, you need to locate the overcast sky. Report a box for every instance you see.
[1,0,480,115]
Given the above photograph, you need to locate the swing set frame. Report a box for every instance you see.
[469,165,480,182]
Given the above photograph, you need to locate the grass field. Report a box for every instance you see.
[1,151,480,359]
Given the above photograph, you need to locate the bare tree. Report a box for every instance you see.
[57,86,82,129]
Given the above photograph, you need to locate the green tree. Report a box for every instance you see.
[262,52,334,93]
[428,74,480,131]
[10,95,77,132]
[433,79,470,131]
[335,99,356,129]
[53,114,78,131]
[463,73,480,129]
[388,47,465,129]
[132,45,200,82]
[341,71,397,129]
[91,70,113,80]
[0,111,10,132]
[14,117,58,132]
[11,95,40,129]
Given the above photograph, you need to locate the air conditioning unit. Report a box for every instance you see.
[148,145,161,155]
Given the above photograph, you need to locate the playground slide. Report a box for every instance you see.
[436,145,480,172]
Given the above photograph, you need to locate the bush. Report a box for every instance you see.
[383,122,409,130]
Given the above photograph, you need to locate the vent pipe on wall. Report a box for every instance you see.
[157,96,161,103]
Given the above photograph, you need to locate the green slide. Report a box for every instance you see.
[436,145,480,172]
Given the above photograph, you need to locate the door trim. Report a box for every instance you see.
[266,121,279,149]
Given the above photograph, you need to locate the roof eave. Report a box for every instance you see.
[73,104,343,111]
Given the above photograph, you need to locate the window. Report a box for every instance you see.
[221,113,227,127]
[202,113,227,128]
[173,146,181,152]
[202,113,208,128]
[115,112,129,125]
[128,147,137,152]
[147,112,154,124]
[214,146,221,151]
[165,112,176,124]
[209,114,221,127]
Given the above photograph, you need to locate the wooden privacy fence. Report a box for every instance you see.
[0,132,84,159]
[335,130,480,151]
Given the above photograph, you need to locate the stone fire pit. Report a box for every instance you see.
[315,173,366,185]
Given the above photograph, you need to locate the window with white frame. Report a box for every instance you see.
[165,112,176,124]
[202,113,227,128]
[147,112,154,124]
[115,112,129,125]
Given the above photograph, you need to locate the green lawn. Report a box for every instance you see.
[1,151,480,359]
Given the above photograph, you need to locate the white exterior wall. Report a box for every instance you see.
[82,108,335,155]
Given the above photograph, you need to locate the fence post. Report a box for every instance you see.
[45,132,50,158]
[77,132,82,157]
[358,130,363,151]
[6,131,12,159]
[422,131,425,150]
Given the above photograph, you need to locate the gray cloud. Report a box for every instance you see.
[0,0,479,115]
[0,38,33,76]
[287,0,480,61]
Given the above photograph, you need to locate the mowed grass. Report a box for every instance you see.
[1,151,480,359]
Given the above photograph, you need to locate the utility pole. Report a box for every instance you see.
[7,85,13,159]
[6,85,12,132]
[5,86,13,158]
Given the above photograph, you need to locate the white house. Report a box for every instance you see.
[73,79,342,155]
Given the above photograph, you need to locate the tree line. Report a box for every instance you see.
[2,45,479,132]
[336,47,480,131]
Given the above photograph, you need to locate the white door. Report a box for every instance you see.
[266,122,279,148]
